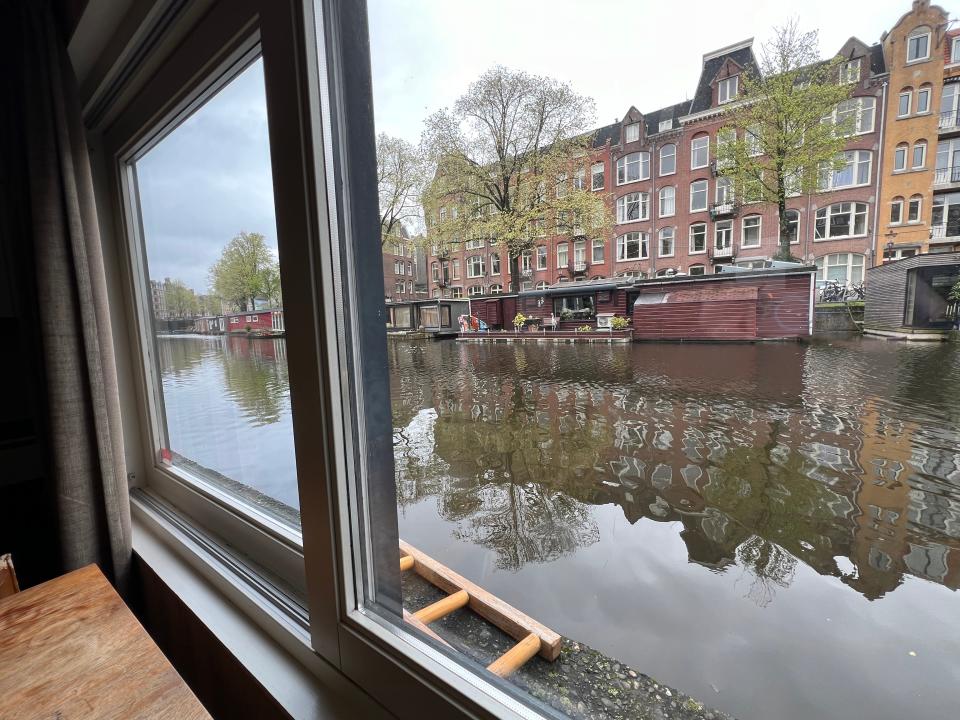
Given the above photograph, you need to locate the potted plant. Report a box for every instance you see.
[609,316,629,331]
[577,324,593,333]
[513,312,527,331]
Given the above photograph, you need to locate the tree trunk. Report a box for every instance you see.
[509,253,520,294]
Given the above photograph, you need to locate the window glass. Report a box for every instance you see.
[689,222,707,252]
[660,144,676,174]
[624,122,640,143]
[741,216,761,247]
[691,135,709,168]
[898,91,911,117]
[690,179,708,211]
[658,227,675,256]
[617,231,648,260]
[592,238,605,263]
[136,59,300,524]
[659,186,675,216]
[591,161,604,189]
[907,32,929,62]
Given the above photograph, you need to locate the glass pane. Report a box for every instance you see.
[136,59,300,526]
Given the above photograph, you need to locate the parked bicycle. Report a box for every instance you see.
[847,282,865,301]
[819,280,847,303]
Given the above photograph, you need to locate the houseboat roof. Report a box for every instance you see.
[519,278,634,297]
[385,298,471,307]
[631,263,815,288]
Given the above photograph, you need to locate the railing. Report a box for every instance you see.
[931,223,960,240]
[939,110,960,132]
[710,201,738,219]
[520,268,532,278]
[934,166,960,185]
[573,261,588,273]
[712,244,734,258]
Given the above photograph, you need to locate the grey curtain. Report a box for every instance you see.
[2,1,131,587]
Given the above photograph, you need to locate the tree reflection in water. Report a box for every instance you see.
[391,339,960,602]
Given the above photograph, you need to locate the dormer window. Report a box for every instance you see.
[907,29,930,63]
[718,76,738,104]
[658,118,673,132]
[624,122,640,143]
[839,58,860,84]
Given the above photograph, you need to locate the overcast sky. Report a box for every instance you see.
[138,1,924,293]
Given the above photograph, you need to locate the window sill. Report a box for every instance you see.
[130,491,391,720]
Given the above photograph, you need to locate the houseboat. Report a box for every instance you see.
[385,298,469,338]
[864,252,960,340]
[222,309,285,337]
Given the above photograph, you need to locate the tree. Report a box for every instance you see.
[714,21,857,261]
[164,279,198,318]
[377,133,425,245]
[208,232,279,312]
[421,66,611,292]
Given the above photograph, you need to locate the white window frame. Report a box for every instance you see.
[659,143,676,175]
[782,209,801,245]
[624,122,640,143]
[658,227,675,258]
[467,255,485,278]
[840,58,861,84]
[616,191,649,223]
[907,31,931,63]
[489,283,503,294]
[490,252,501,275]
[689,223,707,254]
[741,215,762,249]
[591,238,605,263]
[616,232,648,261]
[829,97,876,135]
[689,179,708,212]
[907,195,923,223]
[659,186,675,217]
[890,198,904,225]
[690,135,709,169]
[468,285,483,297]
[658,118,673,132]
[912,141,927,169]
[536,245,547,270]
[898,90,912,118]
[688,264,706,276]
[917,86,931,114]
[814,202,869,240]
[717,76,738,104]
[714,220,733,249]
[821,150,872,190]
[591,161,604,190]
[894,144,908,172]
[616,152,649,184]
[102,3,552,719]
[557,242,568,268]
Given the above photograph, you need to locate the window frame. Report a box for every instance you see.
[658,185,675,217]
[616,231,648,261]
[688,222,707,254]
[717,75,738,104]
[890,197,904,225]
[659,143,676,175]
[689,179,708,212]
[102,2,544,718]
[740,215,762,249]
[898,90,912,118]
[912,141,927,169]
[906,31,931,64]
[690,135,709,169]
[658,227,675,258]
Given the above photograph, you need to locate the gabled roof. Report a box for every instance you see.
[689,40,759,114]
[643,101,691,136]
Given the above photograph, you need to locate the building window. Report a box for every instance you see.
[908,195,922,223]
[815,253,865,284]
[890,197,904,224]
[688,264,706,276]
[829,97,876,135]
[907,31,930,63]
[465,236,485,250]
[573,167,586,191]
[451,259,460,280]
[616,192,648,223]
[741,215,761,248]
[912,141,927,169]
[814,202,868,239]
[659,186,675,216]
[917,85,931,114]
[624,122,640,143]
[691,135,709,169]
[658,227,675,257]
[658,118,673,132]
[468,285,483,297]
[617,152,649,184]
[616,232,648,260]
[821,150,872,190]
[782,209,800,244]
[898,89,912,117]
[659,144,676,175]
[839,58,861,84]
[521,250,532,272]
[591,161,604,190]
[557,242,568,268]
[451,286,463,298]
[690,179,708,212]
[953,36,960,64]
[489,283,503,294]
[592,238,605,263]
[689,222,707,253]
[467,255,484,277]
[431,261,439,281]
[894,143,908,172]
[555,173,568,198]
[714,220,733,249]
[573,239,586,267]
[715,176,734,205]
[717,75,738,104]
[490,253,501,275]
[745,125,762,156]
[536,245,547,270]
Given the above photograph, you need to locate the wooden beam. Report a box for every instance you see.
[487,633,540,678]
[399,555,414,572]
[413,589,469,625]
[0,554,19,600]
[402,609,453,649]
[399,540,562,661]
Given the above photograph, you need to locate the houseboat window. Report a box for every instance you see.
[392,306,412,328]
[420,306,440,327]
[815,253,865,284]
[131,57,296,525]
[553,294,595,317]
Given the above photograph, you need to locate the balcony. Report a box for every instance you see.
[710,201,739,220]
[934,166,960,187]
[930,223,960,241]
[712,244,734,260]
[520,268,533,278]
[938,110,960,133]
[572,261,589,275]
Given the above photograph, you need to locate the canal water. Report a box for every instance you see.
[159,334,960,720]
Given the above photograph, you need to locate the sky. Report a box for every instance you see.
[137,1,929,293]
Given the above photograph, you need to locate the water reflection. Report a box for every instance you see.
[391,340,960,600]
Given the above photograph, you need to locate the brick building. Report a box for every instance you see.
[930,25,960,254]
[381,231,425,302]
[423,1,956,297]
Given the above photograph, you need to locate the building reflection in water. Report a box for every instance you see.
[390,339,960,602]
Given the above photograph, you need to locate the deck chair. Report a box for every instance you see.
[0,554,20,599]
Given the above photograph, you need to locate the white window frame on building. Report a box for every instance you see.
[467,254,485,278]
[659,186,675,217]
[782,209,801,244]
[898,89,912,118]
[912,141,927,169]
[557,242,568,268]
[714,220,733,250]
[821,150,872,190]
[592,238,605,263]
[894,143,908,171]
[490,252,501,275]
[624,122,640,143]
[814,202,869,240]
[658,227,675,257]
[907,195,923,223]
[890,197,904,225]
[741,215,762,249]
[616,232,648,261]
[591,161,604,190]
[659,143,676,175]
[816,253,865,285]
[536,245,547,270]
[658,118,673,132]
[717,75,738,104]
[689,223,707,254]
[839,58,861,84]
[688,264,706,276]
[468,285,483,297]
[690,179,708,212]
[690,135,709,169]
[917,85,931,114]
[617,151,649,184]
[907,30,931,63]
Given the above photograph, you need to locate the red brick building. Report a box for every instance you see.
[427,36,888,296]
[382,235,423,302]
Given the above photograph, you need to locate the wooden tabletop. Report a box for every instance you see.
[0,564,210,720]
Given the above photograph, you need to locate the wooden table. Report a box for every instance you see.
[0,564,210,719]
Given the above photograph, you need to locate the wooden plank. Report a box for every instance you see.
[413,589,469,624]
[400,540,562,661]
[0,554,19,599]
[0,565,210,720]
[399,555,414,572]
[403,609,453,649]
[487,633,540,678]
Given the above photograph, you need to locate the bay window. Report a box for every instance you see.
[617,232,649,260]
[814,202,868,239]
